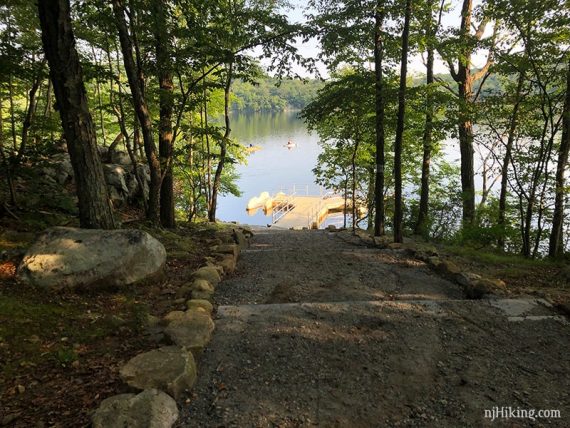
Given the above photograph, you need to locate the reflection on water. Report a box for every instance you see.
[217,111,322,226]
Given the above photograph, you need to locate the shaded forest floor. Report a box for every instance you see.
[0,211,229,427]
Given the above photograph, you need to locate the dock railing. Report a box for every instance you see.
[272,191,296,224]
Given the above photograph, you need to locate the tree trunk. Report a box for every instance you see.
[373,2,386,236]
[18,60,45,163]
[8,73,17,151]
[456,0,476,225]
[154,0,176,228]
[0,97,17,206]
[37,0,115,229]
[549,58,570,257]
[498,71,525,249]
[351,139,360,232]
[112,0,161,224]
[393,0,412,243]
[415,1,436,236]
[208,61,233,222]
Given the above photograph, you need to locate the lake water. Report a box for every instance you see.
[217,111,327,226]
[216,111,483,228]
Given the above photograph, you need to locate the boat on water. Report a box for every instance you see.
[246,144,262,153]
[284,139,296,149]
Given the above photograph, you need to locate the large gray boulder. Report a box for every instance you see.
[18,227,166,290]
[92,389,178,428]
[119,346,197,399]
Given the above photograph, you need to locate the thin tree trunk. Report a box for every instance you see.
[112,0,161,224]
[0,98,17,206]
[18,60,45,163]
[154,0,175,228]
[37,0,115,229]
[351,139,360,232]
[415,0,437,236]
[498,71,525,249]
[393,0,412,243]
[373,2,386,236]
[203,82,212,207]
[209,61,233,222]
[91,45,107,146]
[8,74,17,151]
[549,58,570,257]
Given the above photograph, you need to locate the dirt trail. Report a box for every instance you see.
[179,229,570,427]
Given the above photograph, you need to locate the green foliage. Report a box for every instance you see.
[232,76,324,111]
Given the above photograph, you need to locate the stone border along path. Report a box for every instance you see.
[93,227,570,427]
[91,226,251,428]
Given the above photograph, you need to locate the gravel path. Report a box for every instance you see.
[178,229,570,427]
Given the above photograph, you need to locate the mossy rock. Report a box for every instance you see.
[186,299,214,314]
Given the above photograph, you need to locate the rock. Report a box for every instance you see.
[473,278,506,291]
[204,262,224,275]
[427,256,443,268]
[232,228,248,249]
[373,236,390,248]
[387,242,404,250]
[326,225,337,231]
[192,266,221,286]
[191,290,214,301]
[108,186,126,208]
[119,347,196,399]
[211,243,239,260]
[109,150,131,165]
[187,299,214,314]
[456,272,482,287]
[217,254,237,275]
[164,311,215,355]
[437,260,462,276]
[18,227,166,290]
[16,385,25,394]
[103,164,129,194]
[191,279,215,293]
[92,389,179,428]
[163,311,186,324]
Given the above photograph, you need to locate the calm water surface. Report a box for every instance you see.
[217,111,328,226]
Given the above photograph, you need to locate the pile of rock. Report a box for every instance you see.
[90,226,250,428]
[39,146,150,208]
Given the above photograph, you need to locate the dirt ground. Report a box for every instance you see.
[180,229,570,427]
[0,223,218,427]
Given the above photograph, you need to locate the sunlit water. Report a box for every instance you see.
[216,111,482,229]
[217,111,342,226]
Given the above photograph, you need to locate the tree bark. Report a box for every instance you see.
[497,70,525,249]
[153,0,176,228]
[415,1,436,236]
[548,58,570,257]
[373,2,386,236]
[0,97,17,206]
[37,0,115,229]
[112,0,162,224]
[393,0,412,243]
[18,60,45,163]
[455,0,477,225]
[208,61,233,222]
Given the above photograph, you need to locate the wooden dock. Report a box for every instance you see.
[272,195,346,229]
